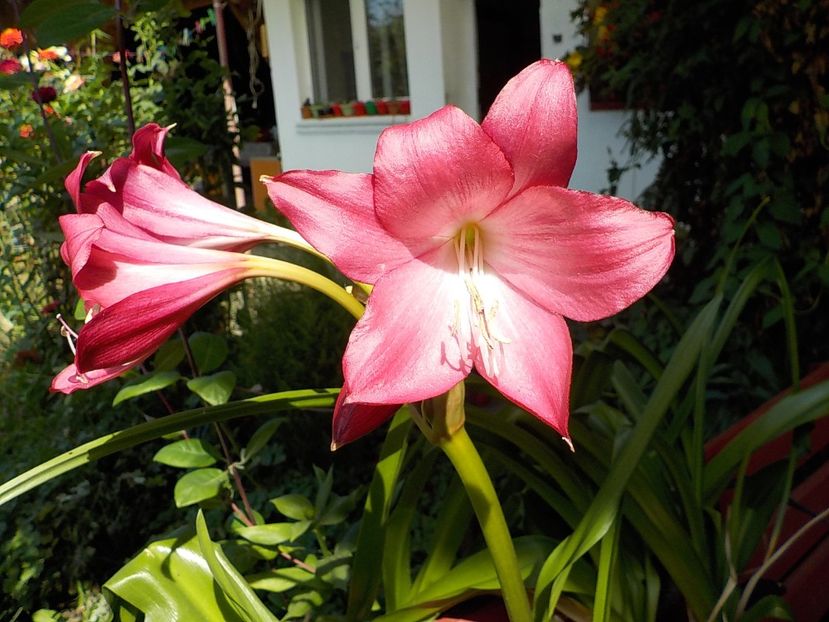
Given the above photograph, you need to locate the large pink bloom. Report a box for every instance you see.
[265,60,675,448]
[66,123,305,252]
[51,204,269,394]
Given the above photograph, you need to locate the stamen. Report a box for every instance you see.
[453,224,511,375]
[56,313,78,355]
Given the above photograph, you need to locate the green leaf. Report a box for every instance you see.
[165,136,210,168]
[272,494,315,521]
[534,296,722,621]
[32,3,116,47]
[174,468,229,507]
[73,297,87,321]
[188,371,236,406]
[404,536,555,608]
[246,567,323,593]
[0,389,340,507]
[113,371,181,406]
[154,438,221,468]
[195,511,280,622]
[153,339,186,372]
[244,418,283,462]
[740,595,793,622]
[346,409,412,621]
[106,533,246,621]
[32,611,61,622]
[703,379,829,501]
[0,72,35,89]
[189,332,229,374]
[235,522,301,546]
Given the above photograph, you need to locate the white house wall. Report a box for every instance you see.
[263,0,661,200]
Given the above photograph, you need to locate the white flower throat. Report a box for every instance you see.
[452,224,510,375]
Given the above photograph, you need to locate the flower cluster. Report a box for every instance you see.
[52,124,307,393]
[53,62,674,454]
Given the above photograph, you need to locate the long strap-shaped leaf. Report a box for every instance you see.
[347,409,412,621]
[533,296,722,621]
[0,388,340,506]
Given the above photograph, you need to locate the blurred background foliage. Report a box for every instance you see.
[568,0,829,425]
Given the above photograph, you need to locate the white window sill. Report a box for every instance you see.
[296,115,410,134]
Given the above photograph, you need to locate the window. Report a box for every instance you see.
[304,0,408,105]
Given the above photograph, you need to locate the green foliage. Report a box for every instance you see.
[570,0,829,382]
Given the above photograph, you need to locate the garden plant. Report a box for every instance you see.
[1,1,828,621]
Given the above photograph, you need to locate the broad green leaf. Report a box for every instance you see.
[30,3,115,47]
[21,0,100,26]
[235,522,303,546]
[246,567,322,593]
[153,339,186,372]
[174,468,228,507]
[113,371,181,406]
[244,418,283,461]
[189,331,229,374]
[188,371,236,406]
[318,487,363,526]
[32,611,61,622]
[346,409,412,622]
[154,438,221,468]
[0,389,340,507]
[195,511,279,622]
[106,533,245,621]
[272,494,315,521]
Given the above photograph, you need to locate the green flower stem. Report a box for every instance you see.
[248,256,364,320]
[438,425,532,622]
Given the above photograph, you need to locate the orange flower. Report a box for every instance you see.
[19,124,34,138]
[0,28,23,49]
[37,47,60,61]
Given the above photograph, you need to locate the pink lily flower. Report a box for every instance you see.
[51,206,273,394]
[66,123,309,253]
[263,60,675,448]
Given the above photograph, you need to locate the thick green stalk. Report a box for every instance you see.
[438,426,532,622]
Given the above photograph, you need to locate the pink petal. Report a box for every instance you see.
[331,383,400,449]
[263,170,414,284]
[373,105,513,245]
[483,186,675,322]
[50,360,142,394]
[59,213,103,279]
[471,280,572,439]
[343,243,474,406]
[481,60,577,195]
[72,230,251,308]
[65,151,99,211]
[76,269,246,372]
[129,123,182,181]
[117,162,281,251]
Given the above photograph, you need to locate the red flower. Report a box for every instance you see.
[0,58,21,75]
[19,124,33,138]
[32,86,57,104]
[0,28,23,50]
